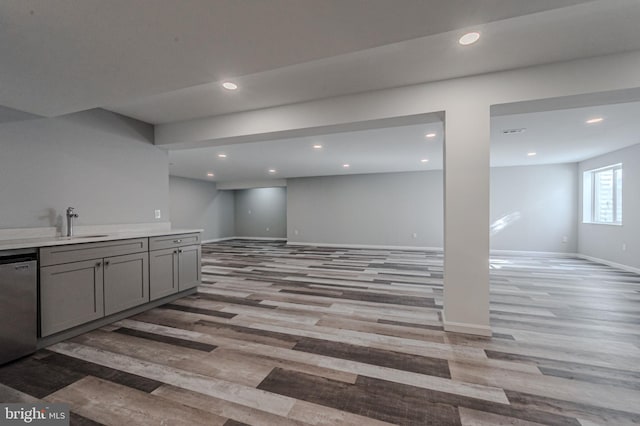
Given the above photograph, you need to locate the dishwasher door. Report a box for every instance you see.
[0,251,38,365]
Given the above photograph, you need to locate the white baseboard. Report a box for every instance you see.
[232,236,288,241]
[202,237,235,243]
[576,254,640,275]
[286,241,442,251]
[203,236,287,243]
[490,249,578,257]
[442,312,492,337]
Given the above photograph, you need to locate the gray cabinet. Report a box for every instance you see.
[149,234,201,301]
[40,238,148,267]
[39,233,200,337]
[149,233,200,251]
[104,252,149,316]
[39,238,149,337]
[178,244,201,291]
[40,259,105,337]
[149,248,178,300]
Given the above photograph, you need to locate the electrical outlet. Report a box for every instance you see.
[154,209,161,219]
[266,227,270,232]
[622,243,627,251]
[412,233,418,239]
[248,209,252,215]
[294,229,299,235]
[562,236,568,243]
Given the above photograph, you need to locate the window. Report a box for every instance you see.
[583,163,622,225]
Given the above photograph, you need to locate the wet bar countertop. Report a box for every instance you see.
[0,229,203,251]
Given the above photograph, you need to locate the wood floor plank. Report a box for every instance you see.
[292,337,451,378]
[38,350,163,393]
[449,359,640,415]
[47,376,226,426]
[354,374,580,425]
[49,341,298,417]
[0,355,84,398]
[1,241,638,424]
[114,326,218,352]
[505,390,640,425]
[257,367,462,426]
[72,329,273,388]
[458,407,547,426]
[152,385,308,426]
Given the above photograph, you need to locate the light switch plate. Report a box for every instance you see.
[154,209,161,219]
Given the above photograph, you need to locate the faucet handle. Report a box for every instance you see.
[66,207,78,218]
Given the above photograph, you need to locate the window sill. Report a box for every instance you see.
[582,222,623,227]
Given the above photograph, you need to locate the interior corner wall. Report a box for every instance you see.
[169,176,235,241]
[578,143,640,269]
[287,171,443,248]
[490,163,578,253]
[234,187,287,238]
[0,109,169,230]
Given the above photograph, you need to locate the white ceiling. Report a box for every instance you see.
[108,0,640,124]
[0,0,613,120]
[2,1,640,183]
[169,100,640,182]
[169,122,445,182]
[491,101,640,167]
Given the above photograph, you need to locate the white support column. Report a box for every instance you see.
[442,102,491,336]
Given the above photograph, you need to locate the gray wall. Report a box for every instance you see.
[578,143,640,269]
[234,187,287,238]
[169,176,235,241]
[287,171,443,247]
[287,166,578,251]
[490,164,578,253]
[0,109,169,230]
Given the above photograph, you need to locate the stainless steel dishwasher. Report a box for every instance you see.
[0,248,38,365]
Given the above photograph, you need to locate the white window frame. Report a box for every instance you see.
[582,163,622,225]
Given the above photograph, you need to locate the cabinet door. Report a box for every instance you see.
[40,259,104,337]
[149,248,178,301]
[103,252,149,316]
[178,244,201,291]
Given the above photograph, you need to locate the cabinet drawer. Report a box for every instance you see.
[149,233,200,251]
[40,238,148,267]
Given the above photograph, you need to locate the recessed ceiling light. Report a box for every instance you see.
[217,154,227,158]
[586,117,603,124]
[527,152,537,157]
[458,32,480,46]
[420,159,429,163]
[425,133,436,138]
[268,169,276,174]
[343,164,350,168]
[313,144,323,149]
[206,172,214,177]
[222,81,238,90]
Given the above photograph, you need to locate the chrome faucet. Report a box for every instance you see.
[66,207,79,237]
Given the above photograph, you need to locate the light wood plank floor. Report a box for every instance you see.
[1,240,639,425]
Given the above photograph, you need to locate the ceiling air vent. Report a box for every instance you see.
[502,128,526,135]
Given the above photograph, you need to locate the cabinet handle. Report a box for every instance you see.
[105,260,110,266]
[95,262,101,268]
[173,239,182,243]
[178,249,183,253]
